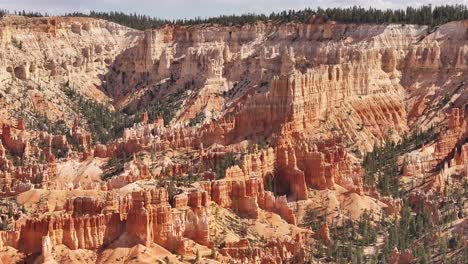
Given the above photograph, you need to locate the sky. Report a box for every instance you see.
[1,0,468,20]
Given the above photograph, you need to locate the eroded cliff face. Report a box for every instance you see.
[0,15,467,263]
[1,15,466,147]
[106,19,467,153]
[0,15,141,123]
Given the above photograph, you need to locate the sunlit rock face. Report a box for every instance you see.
[0,14,467,263]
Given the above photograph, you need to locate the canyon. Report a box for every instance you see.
[0,13,466,263]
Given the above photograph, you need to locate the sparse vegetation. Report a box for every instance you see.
[126,83,185,127]
[25,112,70,136]
[303,209,378,263]
[167,172,204,186]
[374,155,465,263]
[363,127,438,196]
[5,152,25,167]
[442,92,451,106]
[188,112,206,127]
[63,86,138,144]
[211,153,239,179]
[301,207,323,232]
[101,154,131,181]
[247,138,269,154]
[0,9,8,17]
[11,38,22,49]
[0,218,11,231]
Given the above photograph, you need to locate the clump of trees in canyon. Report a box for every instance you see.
[61,86,178,144]
[363,127,438,197]
[302,126,466,263]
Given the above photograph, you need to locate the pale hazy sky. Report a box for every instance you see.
[1,0,468,20]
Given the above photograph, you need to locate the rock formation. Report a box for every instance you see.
[0,14,466,264]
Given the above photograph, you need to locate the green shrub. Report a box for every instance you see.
[211,152,239,179]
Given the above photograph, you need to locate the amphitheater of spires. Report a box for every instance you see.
[0,87,466,261]
[0,10,466,263]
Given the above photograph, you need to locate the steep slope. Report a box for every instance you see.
[0,15,141,125]
[105,19,468,152]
